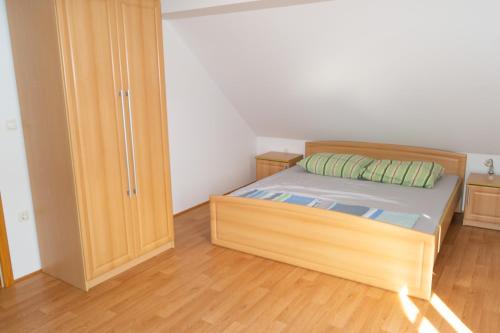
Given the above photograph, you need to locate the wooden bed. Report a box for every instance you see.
[210,141,466,299]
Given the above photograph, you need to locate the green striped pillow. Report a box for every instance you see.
[361,160,444,188]
[297,153,374,179]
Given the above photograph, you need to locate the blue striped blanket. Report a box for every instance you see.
[238,189,421,229]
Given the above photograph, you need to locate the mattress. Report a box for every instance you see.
[230,166,460,234]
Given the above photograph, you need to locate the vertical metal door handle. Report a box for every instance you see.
[127,90,138,195]
[119,90,132,196]
[466,187,470,208]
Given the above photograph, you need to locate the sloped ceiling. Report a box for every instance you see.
[162,0,333,19]
[167,0,500,154]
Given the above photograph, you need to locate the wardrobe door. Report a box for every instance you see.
[56,0,135,279]
[115,0,174,254]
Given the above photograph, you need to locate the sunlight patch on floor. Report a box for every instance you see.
[399,287,473,333]
[430,294,473,333]
[418,318,438,333]
[399,286,419,323]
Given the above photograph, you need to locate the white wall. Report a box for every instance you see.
[466,153,500,179]
[164,21,256,213]
[170,0,500,155]
[0,0,41,279]
[256,136,307,155]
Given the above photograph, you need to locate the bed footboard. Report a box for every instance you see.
[210,195,436,300]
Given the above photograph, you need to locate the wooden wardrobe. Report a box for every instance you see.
[6,0,174,290]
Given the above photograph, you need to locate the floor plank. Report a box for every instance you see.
[0,206,499,332]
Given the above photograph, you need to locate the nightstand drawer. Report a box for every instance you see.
[465,185,500,225]
[255,151,303,180]
[256,160,288,180]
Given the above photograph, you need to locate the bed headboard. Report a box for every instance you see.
[305,141,467,182]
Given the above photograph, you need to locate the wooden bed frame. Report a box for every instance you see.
[210,141,466,299]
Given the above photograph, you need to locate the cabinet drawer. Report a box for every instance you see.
[256,161,288,180]
[465,185,500,224]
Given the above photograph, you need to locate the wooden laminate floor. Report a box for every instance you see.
[1,205,499,332]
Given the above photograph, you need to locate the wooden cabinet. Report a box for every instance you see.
[255,152,303,180]
[7,0,174,290]
[464,174,500,231]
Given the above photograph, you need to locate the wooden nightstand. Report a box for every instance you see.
[255,152,303,180]
[464,173,500,230]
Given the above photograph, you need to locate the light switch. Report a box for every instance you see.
[6,119,18,130]
[18,210,29,223]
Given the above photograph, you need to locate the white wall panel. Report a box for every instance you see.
[164,22,256,213]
